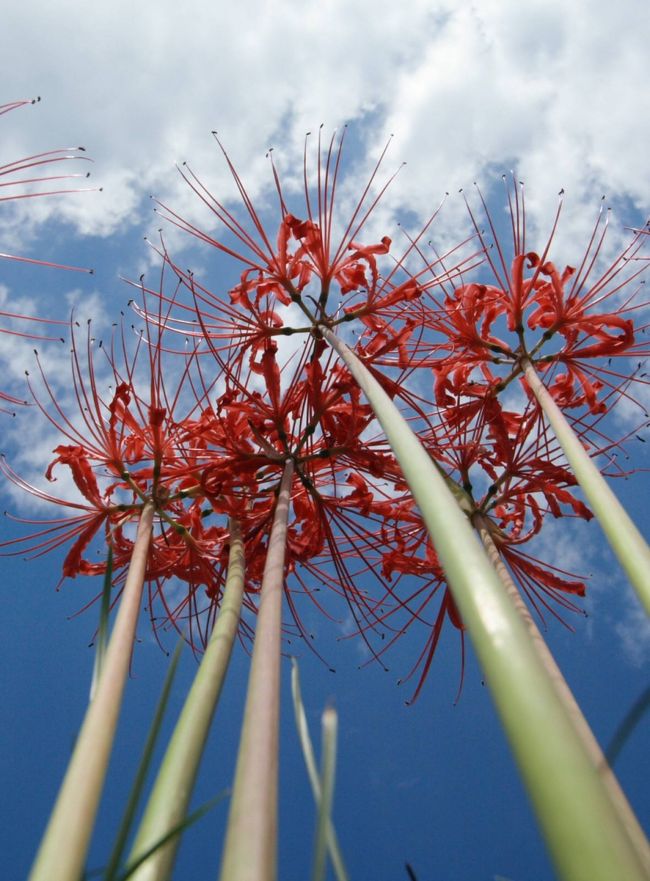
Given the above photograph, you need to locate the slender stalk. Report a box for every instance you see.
[474,513,650,869]
[323,328,649,881]
[126,519,246,881]
[521,356,650,615]
[119,794,229,881]
[28,502,155,881]
[90,545,114,701]
[103,641,184,881]
[218,462,294,881]
[312,706,338,881]
[291,659,349,881]
[606,685,650,767]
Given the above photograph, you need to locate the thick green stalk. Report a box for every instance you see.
[218,462,294,881]
[521,356,650,615]
[126,519,246,881]
[474,513,650,870]
[323,328,649,881]
[28,503,155,881]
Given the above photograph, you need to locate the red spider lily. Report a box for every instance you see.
[144,128,474,363]
[184,333,382,500]
[341,387,600,701]
[23,319,197,488]
[425,387,596,542]
[146,317,435,668]
[424,178,649,421]
[0,450,130,581]
[373,472,590,702]
[0,297,243,639]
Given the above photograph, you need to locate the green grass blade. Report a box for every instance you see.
[606,685,650,767]
[118,792,228,881]
[102,640,184,881]
[90,544,114,702]
[291,659,348,881]
[312,706,338,881]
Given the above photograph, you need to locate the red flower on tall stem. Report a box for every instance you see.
[422,178,649,422]
[144,127,475,366]
[0,298,238,639]
[354,381,607,701]
[177,327,412,657]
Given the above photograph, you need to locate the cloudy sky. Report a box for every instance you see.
[1,1,649,880]
[4,0,650,239]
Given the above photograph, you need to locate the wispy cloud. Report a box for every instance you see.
[614,587,650,667]
[3,0,648,247]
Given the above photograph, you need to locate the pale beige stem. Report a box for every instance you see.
[29,502,155,881]
[474,512,650,873]
[218,462,294,881]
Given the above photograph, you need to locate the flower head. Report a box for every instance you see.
[426,178,649,421]
[146,128,471,367]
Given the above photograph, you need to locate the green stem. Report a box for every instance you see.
[474,513,650,870]
[218,462,294,881]
[28,502,155,881]
[126,519,246,881]
[521,356,650,616]
[322,328,649,881]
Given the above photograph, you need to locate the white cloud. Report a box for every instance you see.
[615,591,650,667]
[358,1,649,281]
[1,0,645,252]
[1,0,436,236]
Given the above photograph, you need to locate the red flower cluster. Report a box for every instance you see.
[3,133,648,697]
[426,181,649,422]
[149,129,475,369]
[1,304,403,652]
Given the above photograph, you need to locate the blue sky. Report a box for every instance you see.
[1,2,649,879]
